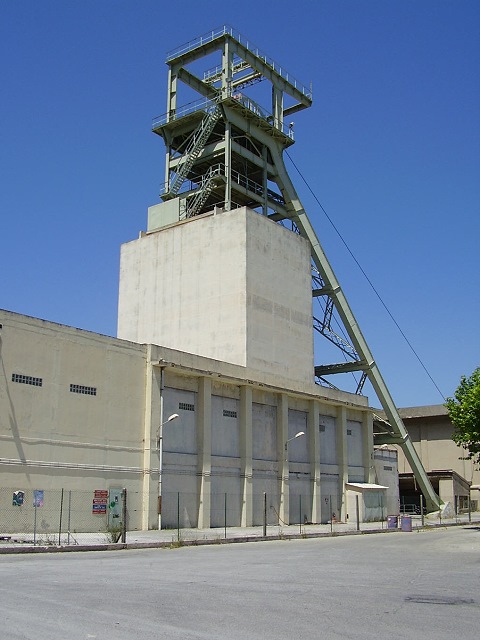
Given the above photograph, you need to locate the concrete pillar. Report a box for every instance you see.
[240,386,253,526]
[308,400,322,523]
[197,376,212,528]
[277,393,289,524]
[336,405,348,521]
[142,350,155,530]
[362,410,375,483]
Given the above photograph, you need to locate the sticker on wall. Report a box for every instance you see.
[33,490,44,507]
[12,490,25,506]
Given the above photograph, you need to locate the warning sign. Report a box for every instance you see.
[92,489,108,514]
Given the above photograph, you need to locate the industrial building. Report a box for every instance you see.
[1,27,441,532]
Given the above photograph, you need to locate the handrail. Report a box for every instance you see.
[160,163,285,207]
[165,25,312,100]
[152,96,218,130]
[152,93,295,140]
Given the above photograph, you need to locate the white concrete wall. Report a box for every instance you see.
[118,206,314,386]
[245,209,313,384]
[347,419,364,481]
[374,448,400,516]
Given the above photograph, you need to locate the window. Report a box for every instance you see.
[223,409,237,418]
[319,425,326,432]
[383,465,393,471]
[70,384,97,396]
[347,429,352,436]
[179,402,195,411]
[12,373,42,387]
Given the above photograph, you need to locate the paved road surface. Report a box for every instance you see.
[1,526,478,639]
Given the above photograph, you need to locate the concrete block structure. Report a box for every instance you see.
[118,206,313,385]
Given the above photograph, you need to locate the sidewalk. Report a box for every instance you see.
[1,512,479,554]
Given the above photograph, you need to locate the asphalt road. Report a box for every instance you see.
[1,526,479,639]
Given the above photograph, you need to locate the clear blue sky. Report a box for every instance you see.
[1,1,478,408]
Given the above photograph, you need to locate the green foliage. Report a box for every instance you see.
[445,367,480,463]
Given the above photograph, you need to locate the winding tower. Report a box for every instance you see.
[121,26,440,511]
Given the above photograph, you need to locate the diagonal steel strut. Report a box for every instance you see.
[270,145,440,512]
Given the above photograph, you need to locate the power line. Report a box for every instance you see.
[286,150,446,402]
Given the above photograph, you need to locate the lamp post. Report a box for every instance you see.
[157,413,179,529]
[285,431,305,461]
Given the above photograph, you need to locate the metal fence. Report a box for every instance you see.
[2,487,477,547]
[0,487,135,545]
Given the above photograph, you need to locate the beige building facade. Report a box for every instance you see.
[0,308,375,532]
[382,405,479,511]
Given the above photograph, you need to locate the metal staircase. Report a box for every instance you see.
[184,165,225,219]
[167,104,222,197]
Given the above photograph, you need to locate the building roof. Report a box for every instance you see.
[374,404,448,420]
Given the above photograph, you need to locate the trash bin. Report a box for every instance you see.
[401,515,412,532]
[387,515,398,529]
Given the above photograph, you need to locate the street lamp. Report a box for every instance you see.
[157,413,179,529]
[285,431,305,461]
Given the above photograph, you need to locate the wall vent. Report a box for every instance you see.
[70,384,97,396]
[179,402,195,411]
[12,373,42,387]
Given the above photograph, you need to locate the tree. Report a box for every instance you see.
[445,367,480,463]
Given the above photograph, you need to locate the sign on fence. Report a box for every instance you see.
[33,490,44,507]
[92,489,108,515]
[12,490,24,506]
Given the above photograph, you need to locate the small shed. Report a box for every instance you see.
[346,483,388,523]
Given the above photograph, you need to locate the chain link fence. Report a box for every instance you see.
[2,487,477,547]
[0,487,141,545]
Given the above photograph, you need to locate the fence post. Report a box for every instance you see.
[468,495,471,523]
[420,494,425,527]
[299,494,302,535]
[67,490,72,545]
[33,502,37,546]
[330,496,333,533]
[121,488,127,543]
[58,488,64,546]
[263,492,267,537]
[224,493,227,539]
[177,492,180,542]
[356,494,360,531]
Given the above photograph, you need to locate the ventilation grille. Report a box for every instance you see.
[12,373,42,387]
[70,384,97,396]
